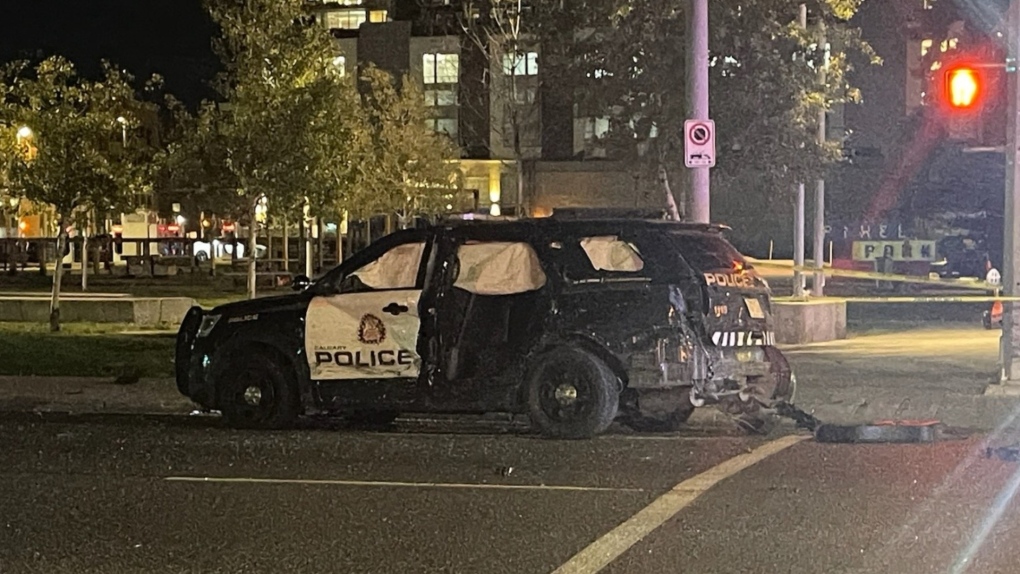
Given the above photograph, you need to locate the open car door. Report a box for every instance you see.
[305,232,431,409]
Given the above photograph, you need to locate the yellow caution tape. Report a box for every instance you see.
[750,259,997,290]
[837,296,1020,303]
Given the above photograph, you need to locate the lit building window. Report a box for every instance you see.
[369,10,388,23]
[324,9,366,30]
[940,38,958,52]
[332,56,346,76]
[502,51,539,76]
[425,89,457,106]
[423,53,460,84]
[920,39,933,57]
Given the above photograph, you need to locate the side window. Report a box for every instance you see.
[339,242,427,293]
[580,236,644,272]
[551,235,649,283]
[453,241,547,295]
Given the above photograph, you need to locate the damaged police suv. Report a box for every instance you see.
[176,210,794,438]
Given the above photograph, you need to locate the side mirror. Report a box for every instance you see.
[292,274,311,291]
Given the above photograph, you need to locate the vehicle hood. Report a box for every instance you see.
[210,293,307,317]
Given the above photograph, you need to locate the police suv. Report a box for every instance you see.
[176,210,793,438]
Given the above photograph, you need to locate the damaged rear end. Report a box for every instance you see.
[666,230,794,417]
[575,225,792,430]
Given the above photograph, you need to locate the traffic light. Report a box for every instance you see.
[946,66,980,109]
[933,49,1006,144]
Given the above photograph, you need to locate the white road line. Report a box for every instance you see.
[164,476,643,493]
[551,434,809,574]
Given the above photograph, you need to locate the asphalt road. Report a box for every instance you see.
[4,413,1020,574]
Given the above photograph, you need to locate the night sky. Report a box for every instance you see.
[0,0,221,106]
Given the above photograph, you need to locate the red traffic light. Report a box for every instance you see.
[946,67,981,109]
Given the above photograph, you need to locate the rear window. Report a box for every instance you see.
[668,233,749,273]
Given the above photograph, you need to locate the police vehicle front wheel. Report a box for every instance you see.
[218,354,299,430]
[527,347,620,439]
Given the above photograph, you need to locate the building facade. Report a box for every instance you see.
[308,0,658,218]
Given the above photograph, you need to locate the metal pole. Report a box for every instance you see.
[794,183,806,297]
[687,0,710,223]
[793,3,807,299]
[812,21,828,297]
[1001,0,1020,383]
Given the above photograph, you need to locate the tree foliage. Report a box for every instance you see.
[355,67,461,226]
[164,0,364,295]
[0,56,157,330]
[545,0,877,216]
[166,0,460,292]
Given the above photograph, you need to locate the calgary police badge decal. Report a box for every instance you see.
[358,314,387,345]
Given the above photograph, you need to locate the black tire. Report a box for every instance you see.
[218,353,300,430]
[623,388,696,433]
[195,251,210,264]
[527,346,620,439]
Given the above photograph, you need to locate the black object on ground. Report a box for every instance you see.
[775,402,821,432]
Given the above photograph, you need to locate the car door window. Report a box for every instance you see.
[339,242,427,293]
[453,241,547,295]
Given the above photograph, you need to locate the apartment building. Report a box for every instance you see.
[308,0,658,218]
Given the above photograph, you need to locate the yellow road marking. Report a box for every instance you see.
[164,475,643,493]
[551,434,809,574]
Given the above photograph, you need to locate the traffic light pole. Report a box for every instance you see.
[812,23,827,298]
[687,0,710,223]
[793,3,808,298]
[999,0,1020,385]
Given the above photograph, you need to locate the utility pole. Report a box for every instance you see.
[794,183,806,297]
[812,21,828,297]
[793,3,808,298]
[687,0,710,223]
[1001,0,1020,384]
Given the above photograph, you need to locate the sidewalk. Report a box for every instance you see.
[0,376,195,415]
[777,326,1020,430]
[1,326,1018,431]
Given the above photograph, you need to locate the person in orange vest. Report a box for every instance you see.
[986,257,1003,329]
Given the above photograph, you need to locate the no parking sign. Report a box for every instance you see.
[684,119,716,168]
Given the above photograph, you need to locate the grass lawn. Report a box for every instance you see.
[0,322,176,378]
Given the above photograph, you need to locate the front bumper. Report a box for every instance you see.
[175,306,217,408]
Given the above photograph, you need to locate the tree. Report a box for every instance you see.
[174,0,364,297]
[556,0,876,220]
[356,67,462,228]
[453,0,540,216]
[0,57,155,331]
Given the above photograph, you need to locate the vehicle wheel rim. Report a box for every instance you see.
[231,369,276,423]
[538,361,594,424]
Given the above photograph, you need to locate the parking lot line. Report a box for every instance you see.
[551,434,809,574]
[164,476,644,493]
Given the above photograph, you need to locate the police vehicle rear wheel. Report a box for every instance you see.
[219,354,299,430]
[527,346,620,439]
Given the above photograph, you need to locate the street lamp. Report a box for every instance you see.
[16,126,32,140]
[116,117,128,149]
